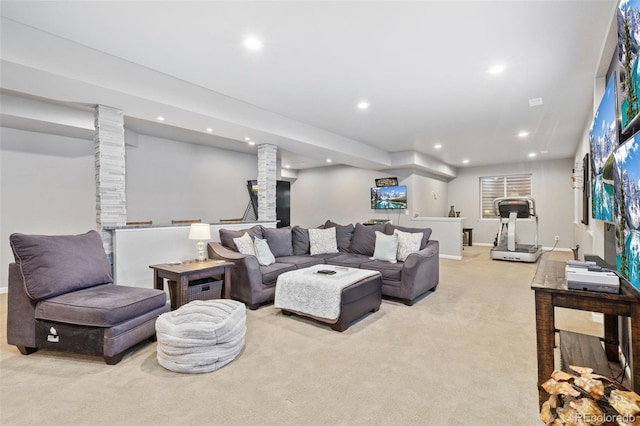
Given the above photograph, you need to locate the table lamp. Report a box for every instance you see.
[188,223,211,262]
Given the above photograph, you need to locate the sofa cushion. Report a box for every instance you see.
[35,284,167,327]
[233,232,256,256]
[292,226,310,255]
[348,223,385,256]
[262,227,294,257]
[384,224,431,249]
[254,237,276,266]
[219,225,263,251]
[372,231,398,263]
[309,228,339,256]
[275,255,326,269]
[394,229,423,262]
[260,263,297,285]
[324,221,355,252]
[9,230,113,301]
[360,260,403,282]
[325,253,372,268]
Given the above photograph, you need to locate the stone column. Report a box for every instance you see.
[94,105,127,263]
[257,144,277,222]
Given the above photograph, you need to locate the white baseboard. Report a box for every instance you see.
[0,287,7,294]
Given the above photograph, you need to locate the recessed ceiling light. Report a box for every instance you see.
[518,131,529,138]
[434,144,442,149]
[248,141,255,146]
[285,164,291,169]
[244,137,251,141]
[243,36,262,50]
[488,64,505,75]
[206,128,213,133]
[357,101,370,110]
[326,159,332,163]
[528,152,537,158]
[462,159,469,164]
[156,116,165,121]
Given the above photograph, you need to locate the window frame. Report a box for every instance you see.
[479,174,533,220]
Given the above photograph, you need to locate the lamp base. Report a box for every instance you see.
[196,240,206,262]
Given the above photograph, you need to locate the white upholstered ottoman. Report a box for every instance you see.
[155,299,246,373]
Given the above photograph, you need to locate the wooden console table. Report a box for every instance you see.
[150,259,233,309]
[531,256,640,406]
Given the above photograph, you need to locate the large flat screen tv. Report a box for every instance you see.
[590,74,618,222]
[371,185,407,209]
[618,0,640,134]
[613,133,640,291]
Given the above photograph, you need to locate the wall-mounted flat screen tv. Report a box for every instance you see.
[590,74,618,222]
[613,133,640,291]
[618,0,640,133]
[371,185,407,209]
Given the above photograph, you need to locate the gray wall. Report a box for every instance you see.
[447,158,574,248]
[0,128,258,289]
[126,134,257,224]
[290,165,449,228]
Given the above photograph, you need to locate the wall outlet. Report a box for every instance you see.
[554,235,560,241]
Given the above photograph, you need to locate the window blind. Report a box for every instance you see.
[480,174,532,219]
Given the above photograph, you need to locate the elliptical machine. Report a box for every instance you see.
[490,196,542,263]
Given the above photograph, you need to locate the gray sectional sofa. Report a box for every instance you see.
[207,221,439,309]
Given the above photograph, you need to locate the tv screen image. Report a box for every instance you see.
[613,133,640,290]
[371,185,407,209]
[590,74,618,222]
[618,0,640,133]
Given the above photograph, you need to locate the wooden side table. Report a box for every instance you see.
[150,259,234,310]
[531,256,640,407]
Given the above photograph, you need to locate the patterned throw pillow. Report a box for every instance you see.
[308,227,339,256]
[394,229,423,262]
[233,232,255,256]
[371,231,398,263]
[253,237,276,266]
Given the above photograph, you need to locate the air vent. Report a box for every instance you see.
[529,97,544,107]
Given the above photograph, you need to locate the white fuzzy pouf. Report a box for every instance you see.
[155,299,246,373]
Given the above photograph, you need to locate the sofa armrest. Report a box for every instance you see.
[400,240,440,301]
[207,242,264,306]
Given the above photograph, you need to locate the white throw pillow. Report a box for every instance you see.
[253,237,276,266]
[233,232,255,256]
[394,229,423,262]
[308,227,339,256]
[371,231,398,263]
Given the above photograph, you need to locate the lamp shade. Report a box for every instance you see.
[188,223,211,241]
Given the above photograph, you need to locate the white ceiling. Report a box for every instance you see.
[0,1,618,176]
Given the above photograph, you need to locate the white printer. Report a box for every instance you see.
[565,260,620,294]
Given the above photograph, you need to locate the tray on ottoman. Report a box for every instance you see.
[274,265,382,332]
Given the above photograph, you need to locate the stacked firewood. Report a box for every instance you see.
[541,366,640,425]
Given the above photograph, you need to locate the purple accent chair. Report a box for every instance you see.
[7,230,170,364]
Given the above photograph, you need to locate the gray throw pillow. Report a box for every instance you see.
[219,225,263,251]
[384,223,431,249]
[292,226,310,255]
[262,227,293,257]
[9,230,113,301]
[349,223,385,256]
[324,220,355,252]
